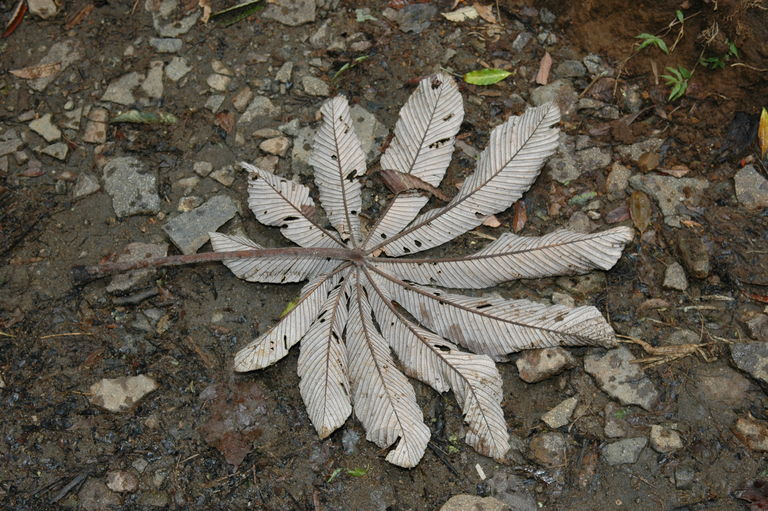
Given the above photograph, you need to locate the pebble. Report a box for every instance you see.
[746,314,768,340]
[629,174,709,227]
[583,54,612,76]
[78,479,121,511]
[137,491,170,508]
[165,56,192,82]
[605,162,631,198]
[103,157,161,217]
[603,402,628,438]
[616,138,664,162]
[541,396,578,429]
[259,136,291,156]
[302,76,330,97]
[254,155,278,172]
[531,79,578,116]
[485,472,537,511]
[232,87,253,112]
[663,262,688,291]
[40,142,68,160]
[734,164,768,209]
[207,73,231,92]
[102,72,143,105]
[439,495,508,511]
[149,37,182,53]
[193,161,213,177]
[140,61,164,99]
[106,471,139,493]
[383,4,438,34]
[28,0,59,18]
[539,8,556,24]
[584,347,660,411]
[253,128,283,138]
[205,95,225,113]
[735,415,768,451]
[675,465,695,489]
[0,130,24,157]
[162,195,238,254]
[731,343,768,385]
[309,20,331,48]
[176,176,199,194]
[601,437,647,465]
[341,429,360,454]
[349,105,388,162]
[555,60,587,78]
[275,62,293,83]
[82,107,109,144]
[106,242,168,294]
[528,431,568,467]
[29,113,61,142]
[210,166,236,186]
[636,151,660,172]
[262,0,315,26]
[649,425,683,453]
[515,347,576,383]
[512,31,533,51]
[153,11,200,37]
[238,96,280,127]
[676,230,710,278]
[89,375,158,412]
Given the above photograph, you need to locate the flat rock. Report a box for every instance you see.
[516,347,576,383]
[165,56,192,82]
[149,37,182,53]
[232,87,253,112]
[73,173,100,198]
[604,402,628,438]
[555,60,587,78]
[106,242,168,294]
[605,162,631,197]
[663,262,688,291]
[601,437,647,465]
[82,107,109,144]
[40,142,68,160]
[485,472,537,511]
[530,79,578,116]
[103,157,161,217]
[238,96,280,127]
[747,314,768,340]
[302,76,330,96]
[695,365,751,405]
[78,479,121,511]
[528,431,568,467]
[676,229,710,279]
[439,495,508,511]
[541,396,578,429]
[102,72,143,105]
[629,174,709,227]
[140,61,164,99]
[649,425,683,453]
[28,0,59,18]
[546,133,610,184]
[207,73,231,92]
[384,4,438,34]
[163,195,238,254]
[106,471,139,493]
[731,343,768,385]
[259,136,291,156]
[734,165,768,209]
[616,138,664,162]
[262,0,315,26]
[26,39,83,91]
[210,166,236,186]
[0,130,24,157]
[735,415,768,451]
[153,10,200,37]
[275,62,293,83]
[584,347,659,410]
[349,105,388,162]
[29,113,61,142]
[89,375,158,412]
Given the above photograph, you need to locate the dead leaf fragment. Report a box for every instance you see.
[379,168,450,201]
[199,0,212,23]
[535,52,552,85]
[10,62,62,80]
[442,6,479,22]
[482,215,501,228]
[215,111,236,134]
[512,201,527,232]
[2,0,27,39]
[759,107,768,159]
[628,191,652,232]
[65,4,95,30]
[473,3,497,23]
[658,165,690,178]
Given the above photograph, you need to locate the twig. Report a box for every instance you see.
[40,332,93,339]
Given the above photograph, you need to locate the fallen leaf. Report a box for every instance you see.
[199,0,212,22]
[472,3,497,23]
[10,62,62,80]
[215,111,236,134]
[604,203,629,224]
[65,4,95,30]
[463,68,512,86]
[736,479,768,511]
[638,298,671,311]
[760,107,768,159]
[2,0,26,39]
[512,201,527,232]
[628,191,652,232]
[379,168,450,201]
[442,6,479,22]
[535,52,552,85]
[482,215,501,228]
[658,165,690,178]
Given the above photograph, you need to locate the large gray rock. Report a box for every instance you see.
[163,195,238,254]
[584,347,659,410]
[530,79,578,116]
[601,437,647,465]
[629,174,709,227]
[102,72,143,105]
[103,157,161,217]
[262,0,315,26]
[89,375,158,412]
[349,105,388,162]
[734,164,768,210]
[731,342,768,385]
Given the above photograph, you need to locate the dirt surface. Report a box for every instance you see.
[1,0,768,510]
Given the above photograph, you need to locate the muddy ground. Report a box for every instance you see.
[1,0,768,509]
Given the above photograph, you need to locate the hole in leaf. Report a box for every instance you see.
[403,247,411,253]
[434,344,450,352]
[476,303,492,310]
[283,216,298,222]
[380,233,387,239]
[414,240,422,247]
[443,113,454,122]
[430,77,442,89]
[331,154,338,160]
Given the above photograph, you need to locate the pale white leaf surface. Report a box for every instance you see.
[373,103,560,256]
[373,226,634,288]
[308,96,365,247]
[242,162,343,249]
[346,272,430,468]
[298,278,352,438]
[365,193,430,250]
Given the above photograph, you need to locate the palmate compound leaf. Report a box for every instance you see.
[207,73,634,468]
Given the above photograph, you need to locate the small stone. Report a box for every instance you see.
[29,113,61,142]
[40,142,68,160]
[550,292,575,308]
[649,425,683,453]
[349,105,388,162]
[165,57,192,82]
[302,76,330,97]
[259,136,291,156]
[206,73,231,92]
[531,79,578,116]
[239,96,280,126]
[605,162,631,197]
[138,491,170,508]
[132,458,149,474]
[153,11,200,37]
[106,471,139,493]
[106,242,168,294]
[210,165,236,186]
[103,157,161,217]
[604,402,628,438]
[439,495,508,511]
[89,375,158,412]
[252,128,283,138]
[663,262,688,291]
[341,429,360,454]
[178,196,204,212]
[629,174,709,227]
[555,60,587,78]
[731,343,768,385]
[584,347,660,411]
[205,95,226,113]
[254,155,279,172]
[383,4,438,34]
[583,54,612,76]
[83,107,109,144]
[539,8,556,24]
[528,431,568,467]
[0,130,24,157]
[617,138,665,162]
[28,0,59,19]
[516,347,576,383]
[211,60,232,75]
[541,397,578,429]
[149,37,182,53]
[746,314,768,340]
[140,61,164,99]
[103,72,143,105]
[675,466,695,489]
[232,87,254,112]
[601,437,647,465]
[29,39,83,92]
[735,415,768,451]
[637,151,660,172]
[309,20,330,48]
[262,0,315,26]
[78,479,121,511]
[193,161,213,177]
[734,165,768,209]
[676,230,710,279]
[176,176,199,194]
[162,195,238,254]
[512,31,533,51]
[275,62,293,83]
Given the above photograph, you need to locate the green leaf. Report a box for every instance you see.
[676,10,684,23]
[327,468,344,483]
[111,110,178,125]
[346,467,369,477]
[355,8,377,22]
[211,0,264,27]
[635,33,668,54]
[463,68,512,86]
[679,66,692,79]
[728,40,739,58]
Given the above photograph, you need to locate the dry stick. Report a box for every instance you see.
[72,247,358,284]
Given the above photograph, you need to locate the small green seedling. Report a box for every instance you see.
[635,33,669,54]
[661,65,692,101]
[327,466,370,483]
[332,55,370,82]
[699,40,739,70]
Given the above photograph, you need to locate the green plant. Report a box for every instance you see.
[661,65,692,101]
[635,33,669,54]
[699,40,739,70]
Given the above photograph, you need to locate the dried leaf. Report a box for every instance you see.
[464,68,513,86]
[628,190,652,232]
[473,3,497,24]
[760,107,768,159]
[736,479,768,511]
[10,62,62,80]
[199,0,212,23]
[535,52,553,85]
[442,6,479,22]
[512,201,527,232]
[379,168,450,201]
[111,110,178,125]
[658,165,690,178]
[482,215,501,227]
[2,0,27,39]
[65,4,95,30]
[215,110,235,134]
